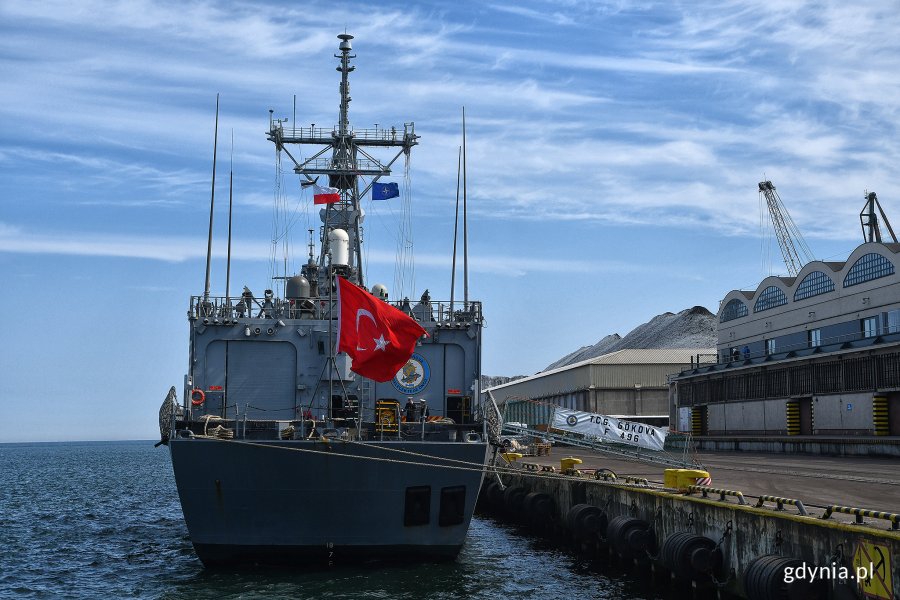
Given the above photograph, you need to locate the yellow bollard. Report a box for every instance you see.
[663,469,682,489]
[560,457,583,471]
[664,469,712,491]
[501,452,523,463]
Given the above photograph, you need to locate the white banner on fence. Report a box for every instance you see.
[551,408,667,451]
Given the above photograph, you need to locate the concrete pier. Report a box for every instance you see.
[481,451,900,599]
[668,434,900,458]
[525,448,900,514]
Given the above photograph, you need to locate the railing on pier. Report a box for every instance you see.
[679,328,900,378]
[691,353,718,368]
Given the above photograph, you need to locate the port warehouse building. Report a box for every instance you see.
[486,348,713,427]
[671,241,900,437]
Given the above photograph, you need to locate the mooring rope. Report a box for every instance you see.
[202,436,495,475]
[192,436,658,487]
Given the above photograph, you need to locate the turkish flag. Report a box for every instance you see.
[336,276,428,382]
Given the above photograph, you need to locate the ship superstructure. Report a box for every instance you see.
[161,33,488,567]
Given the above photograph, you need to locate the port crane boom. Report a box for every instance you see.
[758,180,815,276]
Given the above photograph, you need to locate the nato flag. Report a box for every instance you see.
[372,181,400,200]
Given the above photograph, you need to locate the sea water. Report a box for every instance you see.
[0,441,667,599]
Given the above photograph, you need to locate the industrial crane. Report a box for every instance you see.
[860,191,898,244]
[758,180,815,276]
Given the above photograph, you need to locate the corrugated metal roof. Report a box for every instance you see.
[588,348,714,365]
[485,347,715,392]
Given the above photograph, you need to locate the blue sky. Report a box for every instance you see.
[2,0,899,442]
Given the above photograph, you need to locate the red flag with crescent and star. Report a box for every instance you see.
[336,276,428,382]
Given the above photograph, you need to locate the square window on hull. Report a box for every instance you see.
[404,486,431,527]
[439,486,466,527]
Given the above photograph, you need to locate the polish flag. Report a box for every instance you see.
[336,276,427,382]
[313,184,341,204]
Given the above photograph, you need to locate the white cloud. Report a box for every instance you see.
[2,0,899,252]
[0,222,634,278]
[488,4,577,26]
[406,77,608,111]
[0,147,205,194]
[0,223,268,262]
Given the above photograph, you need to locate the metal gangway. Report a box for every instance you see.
[494,394,703,469]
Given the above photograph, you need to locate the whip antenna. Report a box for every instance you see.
[203,93,220,300]
[226,128,234,304]
[462,107,469,309]
[450,145,461,314]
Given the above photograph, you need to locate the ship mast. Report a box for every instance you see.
[267,33,419,291]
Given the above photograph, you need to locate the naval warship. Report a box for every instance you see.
[158,34,489,566]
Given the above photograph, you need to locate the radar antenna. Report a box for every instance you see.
[266,33,419,291]
[758,180,815,276]
[860,191,898,244]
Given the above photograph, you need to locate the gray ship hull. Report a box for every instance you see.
[169,437,488,566]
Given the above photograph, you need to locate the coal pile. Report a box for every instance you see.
[542,306,716,371]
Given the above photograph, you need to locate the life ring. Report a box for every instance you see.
[190,389,205,406]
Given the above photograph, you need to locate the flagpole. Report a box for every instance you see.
[305,272,346,434]
[224,128,234,420]
[329,271,334,422]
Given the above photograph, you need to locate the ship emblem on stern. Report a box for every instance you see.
[391,353,430,395]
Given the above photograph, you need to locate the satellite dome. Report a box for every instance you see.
[286,275,310,299]
[371,283,389,301]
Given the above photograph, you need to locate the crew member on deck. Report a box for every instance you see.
[405,397,417,422]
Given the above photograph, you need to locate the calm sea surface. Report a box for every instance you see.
[0,441,667,599]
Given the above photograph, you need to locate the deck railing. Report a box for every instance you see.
[268,122,416,146]
[189,294,482,326]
